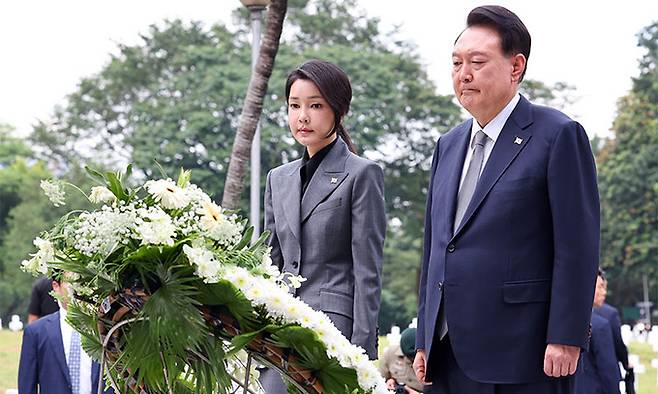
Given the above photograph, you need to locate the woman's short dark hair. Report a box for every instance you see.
[466,5,531,81]
[285,59,357,153]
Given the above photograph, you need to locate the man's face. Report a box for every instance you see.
[452,25,522,126]
[593,276,607,307]
[52,278,73,309]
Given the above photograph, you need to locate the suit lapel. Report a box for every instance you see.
[47,311,72,386]
[301,139,349,223]
[453,96,534,238]
[282,161,303,242]
[441,122,472,238]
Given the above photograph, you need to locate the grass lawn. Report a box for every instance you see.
[629,341,658,394]
[0,330,21,392]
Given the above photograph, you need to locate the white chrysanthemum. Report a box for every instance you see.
[183,244,221,282]
[198,201,243,246]
[145,179,190,210]
[21,237,55,275]
[40,180,65,207]
[89,186,116,204]
[218,266,386,392]
[135,207,176,246]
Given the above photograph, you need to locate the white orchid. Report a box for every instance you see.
[89,186,116,204]
[21,237,55,275]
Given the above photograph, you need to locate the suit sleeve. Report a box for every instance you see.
[350,162,386,359]
[264,170,283,270]
[415,138,441,351]
[592,322,622,394]
[18,325,38,394]
[545,121,600,348]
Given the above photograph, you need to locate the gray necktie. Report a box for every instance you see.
[453,130,488,233]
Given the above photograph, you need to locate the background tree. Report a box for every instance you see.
[223,0,287,209]
[598,21,658,314]
[0,125,96,322]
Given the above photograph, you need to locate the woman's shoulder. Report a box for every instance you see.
[345,153,383,172]
[268,159,302,178]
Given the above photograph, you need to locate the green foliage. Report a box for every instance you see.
[598,22,658,308]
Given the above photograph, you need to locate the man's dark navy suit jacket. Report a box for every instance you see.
[416,95,600,384]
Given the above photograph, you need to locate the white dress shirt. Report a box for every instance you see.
[458,93,521,191]
[59,306,93,394]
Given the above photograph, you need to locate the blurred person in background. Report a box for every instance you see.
[593,269,634,393]
[19,273,112,394]
[379,327,424,393]
[575,270,621,394]
[27,277,59,323]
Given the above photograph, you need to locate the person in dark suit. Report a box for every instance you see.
[261,59,386,392]
[413,6,599,394]
[575,272,621,394]
[18,275,110,394]
[593,270,632,380]
[28,277,59,323]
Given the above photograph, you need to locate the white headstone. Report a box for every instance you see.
[410,317,417,329]
[8,315,23,332]
[387,325,401,344]
[621,324,632,345]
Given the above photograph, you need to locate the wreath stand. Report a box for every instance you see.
[95,289,321,394]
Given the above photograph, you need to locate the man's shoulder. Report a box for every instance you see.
[441,119,471,142]
[591,313,611,333]
[526,100,579,129]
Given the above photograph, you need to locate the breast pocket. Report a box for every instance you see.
[313,197,342,215]
[491,177,542,198]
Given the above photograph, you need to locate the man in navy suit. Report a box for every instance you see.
[413,5,599,394]
[593,271,632,380]
[18,275,109,394]
[575,271,621,394]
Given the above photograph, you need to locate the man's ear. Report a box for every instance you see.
[51,280,60,291]
[511,54,526,83]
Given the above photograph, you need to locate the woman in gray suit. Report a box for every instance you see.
[262,59,386,391]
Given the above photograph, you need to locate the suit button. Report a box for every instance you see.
[437,281,443,290]
[447,244,455,253]
[292,260,299,268]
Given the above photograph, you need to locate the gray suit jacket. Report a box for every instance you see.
[264,138,386,358]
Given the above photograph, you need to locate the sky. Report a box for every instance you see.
[1,1,656,140]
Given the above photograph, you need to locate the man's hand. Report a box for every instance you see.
[412,350,428,384]
[543,343,580,377]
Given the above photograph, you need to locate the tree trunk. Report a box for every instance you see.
[222,0,288,210]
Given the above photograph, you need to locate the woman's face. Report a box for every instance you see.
[287,79,337,157]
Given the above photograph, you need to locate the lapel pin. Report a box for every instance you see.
[330,177,338,184]
[514,137,523,145]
